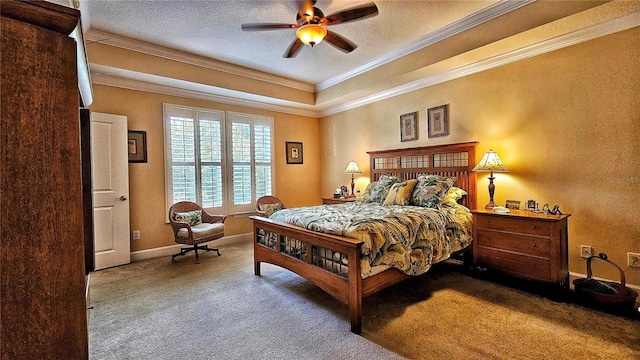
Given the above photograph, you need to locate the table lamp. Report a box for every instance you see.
[472,149,509,209]
[344,160,362,198]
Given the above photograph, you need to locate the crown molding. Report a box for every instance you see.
[319,11,640,117]
[85,29,315,93]
[90,65,320,118]
[88,11,638,119]
[315,0,536,91]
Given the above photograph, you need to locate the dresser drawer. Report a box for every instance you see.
[476,247,551,281]
[476,230,550,258]
[477,215,550,237]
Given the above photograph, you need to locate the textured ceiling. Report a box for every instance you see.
[83,0,500,85]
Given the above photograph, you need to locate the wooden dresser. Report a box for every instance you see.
[1,1,89,358]
[322,197,357,205]
[472,209,570,287]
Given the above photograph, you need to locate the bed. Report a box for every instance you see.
[250,142,478,333]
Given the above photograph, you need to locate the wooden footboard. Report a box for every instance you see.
[252,214,479,333]
[251,215,364,332]
[251,216,413,333]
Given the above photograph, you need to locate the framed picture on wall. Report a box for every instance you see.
[427,105,449,138]
[400,111,418,142]
[286,141,303,164]
[128,130,147,163]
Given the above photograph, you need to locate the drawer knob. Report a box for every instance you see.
[532,243,537,248]
[531,225,537,229]
[532,264,537,268]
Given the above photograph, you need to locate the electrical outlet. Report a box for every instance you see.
[580,245,593,258]
[132,230,140,240]
[628,252,640,268]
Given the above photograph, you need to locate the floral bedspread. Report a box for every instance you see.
[268,201,472,278]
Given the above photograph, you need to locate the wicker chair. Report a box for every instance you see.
[169,201,226,263]
[255,196,286,218]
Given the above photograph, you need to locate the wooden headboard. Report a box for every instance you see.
[367,141,478,210]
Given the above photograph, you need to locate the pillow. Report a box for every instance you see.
[445,186,467,202]
[383,179,418,206]
[410,175,456,209]
[173,209,202,226]
[359,174,401,204]
[443,186,468,207]
[358,181,377,203]
[259,202,282,217]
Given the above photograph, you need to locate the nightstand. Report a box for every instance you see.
[472,209,570,288]
[322,197,357,205]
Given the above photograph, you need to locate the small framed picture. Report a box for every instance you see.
[505,200,521,210]
[286,141,303,164]
[400,111,418,142]
[526,199,537,211]
[128,130,147,163]
[427,105,449,138]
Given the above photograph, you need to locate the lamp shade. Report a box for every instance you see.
[472,149,509,172]
[344,160,362,174]
[296,24,327,46]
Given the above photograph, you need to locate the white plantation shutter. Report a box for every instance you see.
[227,112,273,213]
[198,111,224,208]
[254,123,272,199]
[164,104,273,215]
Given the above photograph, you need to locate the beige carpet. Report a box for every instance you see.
[89,240,639,359]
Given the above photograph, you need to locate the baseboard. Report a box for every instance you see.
[569,271,640,291]
[130,233,252,262]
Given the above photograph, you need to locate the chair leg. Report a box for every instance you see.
[172,244,221,264]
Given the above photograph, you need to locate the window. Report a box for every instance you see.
[164,104,273,215]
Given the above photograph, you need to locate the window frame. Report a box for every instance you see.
[163,104,274,216]
[226,111,275,214]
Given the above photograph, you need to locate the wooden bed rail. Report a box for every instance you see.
[251,216,365,332]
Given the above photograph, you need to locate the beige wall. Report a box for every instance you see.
[88,85,321,253]
[320,28,640,285]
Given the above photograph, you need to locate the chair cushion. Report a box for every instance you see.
[259,202,282,217]
[177,222,224,240]
[173,210,202,226]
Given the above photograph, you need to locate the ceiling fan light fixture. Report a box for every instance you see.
[296,24,327,47]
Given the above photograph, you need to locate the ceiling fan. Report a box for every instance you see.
[241,1,379,58]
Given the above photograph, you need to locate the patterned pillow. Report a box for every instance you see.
[410,175,456,209]
[259,202,282,217]
[173,210,202,226]
[443,186,467,206]
[359,174,401,204]
[383,179,418,206]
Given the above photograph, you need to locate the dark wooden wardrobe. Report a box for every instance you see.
[1,1,90,358]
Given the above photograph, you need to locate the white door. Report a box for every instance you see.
[91,112,131,270]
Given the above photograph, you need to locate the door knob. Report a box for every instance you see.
[119,196,127,201]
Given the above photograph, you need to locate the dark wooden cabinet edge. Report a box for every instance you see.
[80,108,95,274]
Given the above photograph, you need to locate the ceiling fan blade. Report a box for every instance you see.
[284,38,304,58]
[322,3,379,26]
[324,30,357,53]
[241,23,298,31]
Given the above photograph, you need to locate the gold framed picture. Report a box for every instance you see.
[427,105,449,138]
[400,111,418,142]
[286,141,303,164]
[127,130,147,163]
